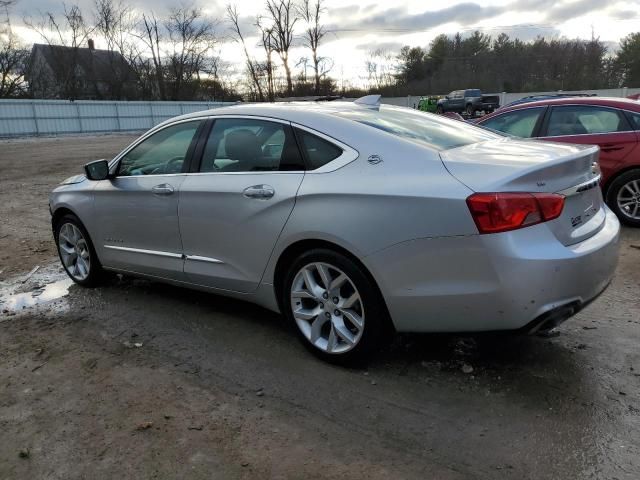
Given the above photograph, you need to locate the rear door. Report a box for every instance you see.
[540,105,638,182]
[178,117,306,293]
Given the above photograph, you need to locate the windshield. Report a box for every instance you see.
[333,105,499,150]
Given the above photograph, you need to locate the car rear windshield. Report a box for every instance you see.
[333,105,499,150]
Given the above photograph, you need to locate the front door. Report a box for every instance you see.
[94,120,202,279]
[178,117,306,292]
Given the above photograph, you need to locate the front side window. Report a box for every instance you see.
[334,105,498,150]
[117,121,201,176]
[481,107,545,138]
[200,118,304,172]
[295,129,343,169]
[546,106,631,136]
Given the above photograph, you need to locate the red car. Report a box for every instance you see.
[477,97,640,226]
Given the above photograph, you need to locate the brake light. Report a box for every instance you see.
[466,192,565,234]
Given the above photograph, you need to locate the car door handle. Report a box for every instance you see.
[151,183,175,196]
[243,184,275,199]
[601,145,624,152]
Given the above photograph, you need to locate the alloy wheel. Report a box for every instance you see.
[58,222,91,281]
[290,262,365,354]
[616,179,640,220]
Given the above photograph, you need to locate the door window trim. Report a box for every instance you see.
[539,104,633,138]
[110,118,205,178]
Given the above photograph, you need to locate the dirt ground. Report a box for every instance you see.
[1,135,639,479]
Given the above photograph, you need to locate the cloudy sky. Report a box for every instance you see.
[10,0,640,86]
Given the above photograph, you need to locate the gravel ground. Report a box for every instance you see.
[0,135,639,479]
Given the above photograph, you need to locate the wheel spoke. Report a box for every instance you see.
[316,263,331,290]
[326,326,338,352]
[633,204,639,218]
[341,292,360,309]
[294,307,319,321]
[302,267,323,297]
[332,321,356,346]
[341,309,364,330]
[330,273,348,290]
[310,315,329,343]
[291,289,316,300]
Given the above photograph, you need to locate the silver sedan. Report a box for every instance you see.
[50,96,620,363]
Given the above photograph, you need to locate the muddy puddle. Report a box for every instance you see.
[0,264,72,316]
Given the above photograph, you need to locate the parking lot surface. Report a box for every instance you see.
[1,135,639,479]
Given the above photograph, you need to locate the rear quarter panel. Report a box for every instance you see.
[261,131,477,285]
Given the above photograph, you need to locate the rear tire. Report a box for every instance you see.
[606,169,640,227]
[54,213,104,286]
[282,249,391,365]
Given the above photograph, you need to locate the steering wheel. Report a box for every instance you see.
[151,156,184,175]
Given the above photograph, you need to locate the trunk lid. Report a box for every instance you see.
[441,137,604,245]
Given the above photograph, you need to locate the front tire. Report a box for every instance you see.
[436,105,444,114]
[54,213,103,286]
[282,249,391,364]
[606,169,640,227]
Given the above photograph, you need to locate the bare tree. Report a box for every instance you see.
[164,5,218,100]
[298,0,330,95]
[138,12,166,99]
[256,14,275,100]
[265,0,297,96]
[0,0,27,97]
[226,4,263,101]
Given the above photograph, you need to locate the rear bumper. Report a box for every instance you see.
[366,208,620,333]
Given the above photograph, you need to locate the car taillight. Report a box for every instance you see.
[466,192,565,234]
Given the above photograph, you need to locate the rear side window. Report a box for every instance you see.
[466,89,481,97]
[481,107,545,138]
[625,110,640,130]
[296,129,343,169]
[546,106,631,136]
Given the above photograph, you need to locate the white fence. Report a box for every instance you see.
[0,99,236,137]
[382,87,640,109]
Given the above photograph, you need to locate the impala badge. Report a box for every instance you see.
[368,154,383,165]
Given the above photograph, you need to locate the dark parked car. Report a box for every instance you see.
[436,89,500,116]
[477,97,640,226]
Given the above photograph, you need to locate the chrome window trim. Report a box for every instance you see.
[108,113,357,176]
[291,122,359,173]
[104,245,182,258]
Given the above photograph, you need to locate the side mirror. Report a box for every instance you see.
[445,95,450,100]
[84,159,110,181]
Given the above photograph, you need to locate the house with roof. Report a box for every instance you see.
[28,40,139,100]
